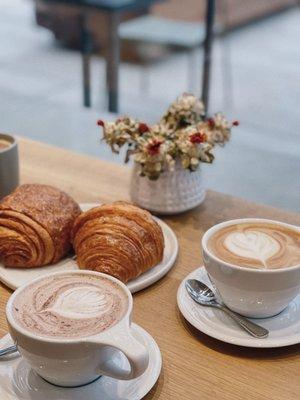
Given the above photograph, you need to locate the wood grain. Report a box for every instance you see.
[0,137,299,400]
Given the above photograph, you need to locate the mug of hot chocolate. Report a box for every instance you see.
[6,271,149,387]
[202,219,300,318]
[0,133,19,199]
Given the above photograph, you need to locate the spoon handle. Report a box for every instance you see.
[218,305,269,338]
[0,345,18,357]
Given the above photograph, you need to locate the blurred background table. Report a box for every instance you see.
[44,0,163,111]
[0,137,299,399]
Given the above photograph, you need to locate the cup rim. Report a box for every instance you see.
[0,133,17,153]
[6,270,132,343]
[202,218,300,273]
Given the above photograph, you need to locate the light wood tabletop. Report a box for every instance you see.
[0,137,299,400]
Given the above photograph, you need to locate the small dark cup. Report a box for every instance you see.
[0,133,19,199]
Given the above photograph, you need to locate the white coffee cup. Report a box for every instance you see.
[202,218,300,318]
[6,271,149,387]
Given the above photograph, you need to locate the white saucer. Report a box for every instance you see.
[0,323,162,400]
[0,203,178,293]
[177,267,300,348]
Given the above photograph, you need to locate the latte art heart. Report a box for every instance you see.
[48,286,112,319]
[224,231,280,267]
[208,222,300,269]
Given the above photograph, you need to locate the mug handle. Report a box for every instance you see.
[87,324,149,380]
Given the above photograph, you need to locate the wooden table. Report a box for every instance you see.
[1,138,299,399]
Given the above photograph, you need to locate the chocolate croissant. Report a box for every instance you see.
[72,201,164,282]
[0,184,81,267]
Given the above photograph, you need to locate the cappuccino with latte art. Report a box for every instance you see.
[12,273,128,339]
[207,222,300,269]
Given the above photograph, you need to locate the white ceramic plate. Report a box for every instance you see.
[177,267,300,348]
[0,203,178,293]
[0,323,162,400]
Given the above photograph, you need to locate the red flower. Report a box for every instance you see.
[207,118,215,128]
[147,139,163,155]
[190,132,207,144]
[97,119,104,127]
[138,122,150,134]
[232,120,239,126]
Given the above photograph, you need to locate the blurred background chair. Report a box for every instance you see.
[119,15,208,95]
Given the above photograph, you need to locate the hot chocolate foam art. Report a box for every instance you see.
[48,285,114,319]
[12,274,128,339]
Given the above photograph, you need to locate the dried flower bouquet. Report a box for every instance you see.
[98,94,239,180]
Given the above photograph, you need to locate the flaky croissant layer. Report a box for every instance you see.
[0,184,81,267]
[72,201,164,282]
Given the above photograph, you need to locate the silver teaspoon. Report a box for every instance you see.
[185,279,269,339]
[0,344,18,357]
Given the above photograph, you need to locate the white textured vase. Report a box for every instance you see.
[130,162,206,215]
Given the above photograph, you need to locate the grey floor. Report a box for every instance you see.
[1,0,300,213]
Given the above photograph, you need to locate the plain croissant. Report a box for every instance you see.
[72,201,164,282]
[0,184,81,267]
